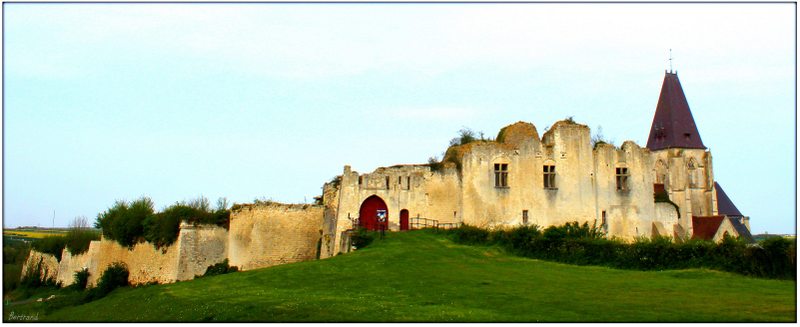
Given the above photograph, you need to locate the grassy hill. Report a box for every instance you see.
[4,230,796,322]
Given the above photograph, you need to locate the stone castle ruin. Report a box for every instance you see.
[23,71,752,287]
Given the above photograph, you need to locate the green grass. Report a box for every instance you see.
[4,230,796,322]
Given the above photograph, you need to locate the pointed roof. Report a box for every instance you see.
[646,72,706,151]
[715,182,743,217]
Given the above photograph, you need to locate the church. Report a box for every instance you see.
[318,71,753,258]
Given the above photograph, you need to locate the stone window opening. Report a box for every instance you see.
[544,165,557,189]
[522,210,529,225]
[358,176,363,185]
[406,176,411,190]
[494,163,509,188]
[385,176,390,190]
[601,211,608,232]
[616,167,630,192]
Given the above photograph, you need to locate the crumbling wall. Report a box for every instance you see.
[20,250,60,284]
[229,203,323,270]
[175,223,229,280]
[55,245,97,286]
[84,238,181,286]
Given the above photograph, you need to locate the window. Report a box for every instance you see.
[358,176,363,185]
[522,210,529,225]
[543,165,556,189]
[385,176,390,190]
[616,167,629,191]
[406,176,411,190]
[601,211,608,232]
[494,163,509,188]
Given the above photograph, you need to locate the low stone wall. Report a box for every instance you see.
[21,204,326,287]
[229,203,324,270]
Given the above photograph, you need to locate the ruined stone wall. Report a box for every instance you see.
[175,223,229,280]
[25,223,229,288]
[83,238,181,286]
[229,203,323,270]
[651,148,718,235]
[592,141,664,240]
[20,250,60,283]
[327,119,687,247]
[55,245,97,286]
[460,120,597,229]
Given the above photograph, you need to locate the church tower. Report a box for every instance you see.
[647,71,718,237]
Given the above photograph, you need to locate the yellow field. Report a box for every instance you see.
[3,230,68,239]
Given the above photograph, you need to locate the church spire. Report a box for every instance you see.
[646,71,706,151]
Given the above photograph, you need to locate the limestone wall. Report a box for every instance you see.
[83,238,181,286]
[326,119,688,247]
[20,250,60,283]
[651,148,718,235]
[229,203,323,270]
[175,223,229,280]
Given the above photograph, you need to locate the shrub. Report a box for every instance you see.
[31,236,68,261]
[201,259,239,277]
[450,224,491,245]
[71,268,90,290]
[445,222,795,280]
[350,228,374,249]
[20,258,60,289]
[85,262,129,302]
[96,198,154,247]
[64,229,100,256]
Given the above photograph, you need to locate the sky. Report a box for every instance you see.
[2,3,795,234]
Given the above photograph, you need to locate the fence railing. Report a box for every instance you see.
[348,215,461,230]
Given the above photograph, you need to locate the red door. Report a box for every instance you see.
[359,195,388,231]
[400,209,409,231]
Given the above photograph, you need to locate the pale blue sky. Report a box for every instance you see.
[3,3,795,234]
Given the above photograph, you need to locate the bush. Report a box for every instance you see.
[85,262,129,302]
[65,229,100,256]
[445,222,796,280]
[350,228,375,249]
[98,196,231,249]
[71,268,90,290]
[96,198,154,247]
[31,236,68,261]
[20,258,60,289]
[201,259,239,277]
[450,224,490,245]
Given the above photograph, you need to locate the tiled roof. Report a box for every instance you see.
[691,215,724,240]
[715,182,743,217]
[646,72,707,151]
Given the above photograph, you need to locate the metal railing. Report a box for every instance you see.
[437,222,462,230]
[410,217,438,229]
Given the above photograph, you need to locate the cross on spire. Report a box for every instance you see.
[669,49,673,73]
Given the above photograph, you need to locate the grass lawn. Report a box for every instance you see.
[3,230,796,322]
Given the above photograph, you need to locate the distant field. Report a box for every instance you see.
[3,230,795,322]
[3,229,68,240]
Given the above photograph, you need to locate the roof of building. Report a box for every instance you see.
[646,72,706,151]
[691,215,725,240]
[728,217,755,243]
[714,182,743,217]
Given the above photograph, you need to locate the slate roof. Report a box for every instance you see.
[728,217,755,243]
[646,72,707,151]
[691,215,724,240]
[714,182,743,217]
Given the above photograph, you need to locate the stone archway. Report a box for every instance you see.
[359,195,388,231]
